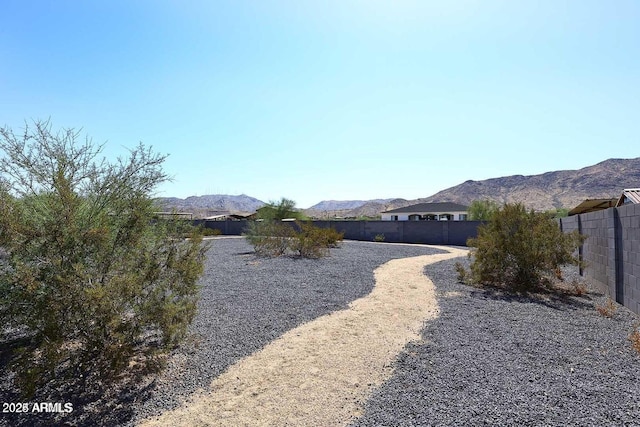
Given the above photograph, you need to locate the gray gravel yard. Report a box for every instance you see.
[3,238,640,426]
[3,237,441,427]
[128,238,443,425]
[352,256,640,427]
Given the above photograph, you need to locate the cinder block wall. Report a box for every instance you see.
[618,204,640,314]
[200,219,482,246]
[309,220,482,245]
[560,204,640,315]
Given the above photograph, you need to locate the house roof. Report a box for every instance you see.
[568,198,617,216]
[204,213,254,220]
[616,188,640,207]
[382,202,469,214]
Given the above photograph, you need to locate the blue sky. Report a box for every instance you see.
[1,1,638,208]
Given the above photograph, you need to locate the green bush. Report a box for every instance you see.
[291,222,344,258]
[291,221,329,258]
[201,227,222,236]
[468,199,500,221]
[256,197,306,220]
[313,224,344,248]
[0,120,209,397]
[374,234,385,242]
[243,220,296,256]
[462,203,584,291]
[243,220,343,258]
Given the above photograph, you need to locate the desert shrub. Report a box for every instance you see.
[316,225,344,248]
[291,222,344,258]
[468,199,500,221]
[374,233,386,242]
[201,227,222,236]
[291,221,329,258]
[596,298,618,318]
[455,261,468,283]
[462,203,584,291]
[0,120,209,397]
[173,220,212,239]
[569,279,588,296]
[244,220,296,256]
[629,323,640,354]
[256,197,306,220]
[244,220,343,258]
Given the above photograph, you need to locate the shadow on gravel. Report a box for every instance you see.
[468,287,595,312]
[0,338,162,427]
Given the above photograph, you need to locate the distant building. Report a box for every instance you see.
[568,199,617,216]
[203,212,255,221]
[568,189,640,216]
[381,202,469,221]
[616,188,640,206]
[153,212,193,220]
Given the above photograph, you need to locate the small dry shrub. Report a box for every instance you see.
[455,261,469,284]
[374,234,385,242]
[596,298,618,318]
[569,279,588,297]
[315,224,344,248]
[185,224,221,238]
[292,222,329,258]
[629,323,640,354]
[291,222,344,258]
[202,227,222,236]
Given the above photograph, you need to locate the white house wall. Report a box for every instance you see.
[381,211,468,221]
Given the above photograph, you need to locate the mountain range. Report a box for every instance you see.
[155,194,265,217]
[155,157,640,218]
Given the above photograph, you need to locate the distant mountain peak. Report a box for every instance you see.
[307,199,396,211]
[155,194,265,218]
[420,157,640,211]
[156,157,640,219]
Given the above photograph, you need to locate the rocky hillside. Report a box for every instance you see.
[154,194,265,218]
[309,157,640,217]
[156,158,639,218]
[420,158,640,211]
[307,199,396,211]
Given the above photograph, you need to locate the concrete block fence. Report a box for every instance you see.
[196,220,483,247]
[199,209,640,316]
[560,203,640,315]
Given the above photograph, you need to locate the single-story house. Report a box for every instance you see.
[381,202,469,221]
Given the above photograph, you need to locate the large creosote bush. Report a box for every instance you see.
[243,220,343,258]
[291,221,344,258]
[462,203,584,291]
[0,120,209,396]
[244,197,342,258]
[243,220,296,257]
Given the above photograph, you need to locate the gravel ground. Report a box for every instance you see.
[4,239,640,427]
[352,255,640,427]
[0,237,441,427]
[127,238,442,425]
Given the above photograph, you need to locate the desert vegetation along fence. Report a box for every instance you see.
[559,202,640,315]
[196,220,483,246]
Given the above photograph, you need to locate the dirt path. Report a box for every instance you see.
[139,245,467,427]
